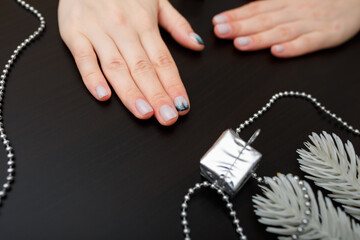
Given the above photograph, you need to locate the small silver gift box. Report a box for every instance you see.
[200,129,262,196]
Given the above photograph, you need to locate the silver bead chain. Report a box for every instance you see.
[0,0,45,206]
[235,91,360,135]
[181,91,359,240]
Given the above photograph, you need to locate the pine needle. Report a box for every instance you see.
[253,174,360,239]
[297,132,360,220]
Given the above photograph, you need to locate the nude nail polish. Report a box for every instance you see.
[136,99,153,115]
[217,24,231,34]
[236,37,251,46]
[274,45,284,52]
[174,96,189,112]
[96,85,108,98]
[213,15,228,24]
[160,105,177,122]
[189,32,204,45]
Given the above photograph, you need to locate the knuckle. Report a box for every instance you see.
[124,87,140,98]
[153,53,174,69]
[150,91,168,103]
[74,49,94,62]
[83,71,99,81]
[166,83,183,94]
[104,58,127,72]
[252,35,264,45]
[258,15,272,29]
[278,26,292,38]
[132,59,154,76]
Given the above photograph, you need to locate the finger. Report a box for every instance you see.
[110,29,178,126]
[140,30,190,115]
[85,31,154,119]
[270,31,329,58]
[63,32,111,101]
[233,21,315,51]
[158,0,204,51]
[214,10,298,39]
[213,0,285,24]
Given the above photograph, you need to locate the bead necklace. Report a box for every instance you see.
[0,0,45,206]
[180,91,359,240]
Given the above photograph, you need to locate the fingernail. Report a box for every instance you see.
[217,24,231,34]
[159,105,177,122]
[189,32,204,45]
[274,45,284,52]
[174,96,189,112]
[236,37,251,46]
[213,14,228,24]
[96,85,108,98]
[135,99,153,115]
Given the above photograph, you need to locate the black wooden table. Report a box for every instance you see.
[0,0,359,239]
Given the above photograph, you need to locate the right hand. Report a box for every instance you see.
[58,0,204,126]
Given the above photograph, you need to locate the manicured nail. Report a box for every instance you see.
[174,96,189,112]
[135,99,153,115]
[189,32,204,45]
[217,24,231,35]
[213,14,228,24]
[274,45,284,52]
[236,37,251,46]
[159,105,177,122]
[96,85,108,98]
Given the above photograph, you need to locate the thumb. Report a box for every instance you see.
[158,0,205,51]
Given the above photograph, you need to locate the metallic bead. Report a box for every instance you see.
[241,236,247,240]
[188,188,194,194]
[184,228,190,234]
[7,168,14,173]
[304,194,309,199]
[217,189,223,194]
[297,226,304,233]
[236,227,243,233]
[294,176,299,181]
[291,234,298,239]
[257,177,263,183]
[298,180,304,186]
[233,219,239,224]
[230,211,236,216]
[7,160,14,166]
[185,237,191,240]
[302,218,309,225]
[7,152,14,158]
[182,220,188,225]
[6,175,13,181]
[226,203,233,208]
[305,210,311,215]
[181,203,187,208]
[302,187,307,192]
[222,195,229,201]
[184,195,190,201]
[305,201,311,207]
[3,183,9,189]
[181,211,187,217]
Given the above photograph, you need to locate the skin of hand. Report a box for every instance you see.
[58,0,204,126]
[212,0,360,58]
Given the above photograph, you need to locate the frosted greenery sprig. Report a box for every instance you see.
[253,174,360,239]
[297,132,360,220]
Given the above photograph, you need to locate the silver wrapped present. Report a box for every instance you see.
[200,129,262,196]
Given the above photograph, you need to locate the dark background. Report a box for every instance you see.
[0,0,359,239]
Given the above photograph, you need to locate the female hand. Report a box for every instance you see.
[58,0,204,126]
[213,0,360,58]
